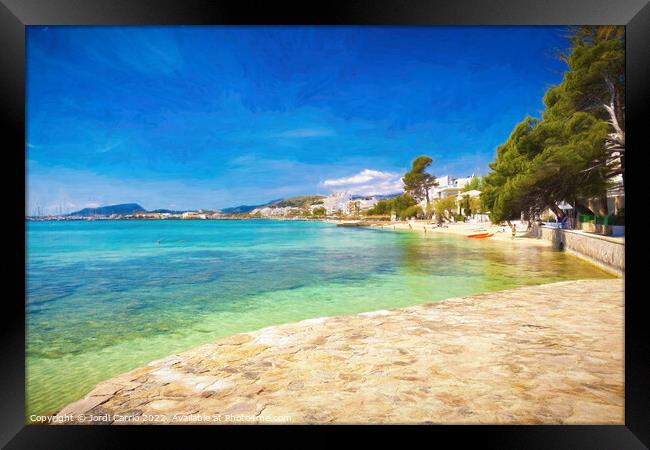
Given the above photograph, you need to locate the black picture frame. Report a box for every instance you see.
[2,0,647,447]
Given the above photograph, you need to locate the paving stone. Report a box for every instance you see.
[53,279,624,424]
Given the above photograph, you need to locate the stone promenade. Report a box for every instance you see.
[55,279,624,424]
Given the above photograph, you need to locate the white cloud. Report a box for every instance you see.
[322,169,403,196]
[323,169,392,187]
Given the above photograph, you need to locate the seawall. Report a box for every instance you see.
[537,226,624,276]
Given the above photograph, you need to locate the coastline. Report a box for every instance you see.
[53,278,623,425]
[29,218,616,419]
[360,220,555,247]
[355,220,624,276]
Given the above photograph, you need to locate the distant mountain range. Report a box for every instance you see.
[68,203,146,216]
[220,199,282,214]
[220,196,325,213]
[68,204,194,216]
[66,193,402,217]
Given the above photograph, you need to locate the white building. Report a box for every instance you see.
[323,191,352,213]
[417,174,478,210]
[413,174,484,221]
[458,189,481,199]
[606,174,625,214]
[428,174,476,201]
[181,211,207,219]
[355,196,380,211]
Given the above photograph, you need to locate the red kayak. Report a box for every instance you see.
[467,232,494,238]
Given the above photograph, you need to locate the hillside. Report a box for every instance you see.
[221,196,324,213]
[268,195,325,208]
[68,203,145,216]
[220,200,282,214]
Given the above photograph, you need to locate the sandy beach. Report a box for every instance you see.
[365,220,554,246]
[54,278,623,425]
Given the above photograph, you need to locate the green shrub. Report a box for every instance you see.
[399,205,423,219]
[367,194,417,218]
[615,208,625,225]
[602,210,624,226]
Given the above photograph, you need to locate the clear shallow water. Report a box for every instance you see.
[26,220,613,417]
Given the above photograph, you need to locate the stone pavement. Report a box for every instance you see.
[54,279,624,424]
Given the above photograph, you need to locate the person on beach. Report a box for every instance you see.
[511,223,516,239]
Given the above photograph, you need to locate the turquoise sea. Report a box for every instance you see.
[26,219,613,418]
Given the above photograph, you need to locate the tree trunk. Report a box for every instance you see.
[603,77,625,183]
[549,204,565,221]
[588,195,608,217]
[597,193,608,217]
[620,155,625,187]
[576,201,594,216]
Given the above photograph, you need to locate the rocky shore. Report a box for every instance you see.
[54,279,623,425]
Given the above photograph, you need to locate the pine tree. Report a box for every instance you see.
[482,26,624,223]
[402,156,438,206]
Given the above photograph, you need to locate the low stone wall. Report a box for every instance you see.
[538,226,624,275]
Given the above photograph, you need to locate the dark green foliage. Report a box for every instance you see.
[461,177,483,192]
[433,196,458,222]
[615,207,624,225]
[603,208,624,226]
[482,26,624,223]
[402,156,438,205]
[366,193,417,218]
[400,205,424,219]
[459,195,472,217]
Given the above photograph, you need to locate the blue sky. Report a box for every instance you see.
[27,26,569,214]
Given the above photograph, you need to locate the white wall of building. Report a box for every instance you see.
[323,191,352,213]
